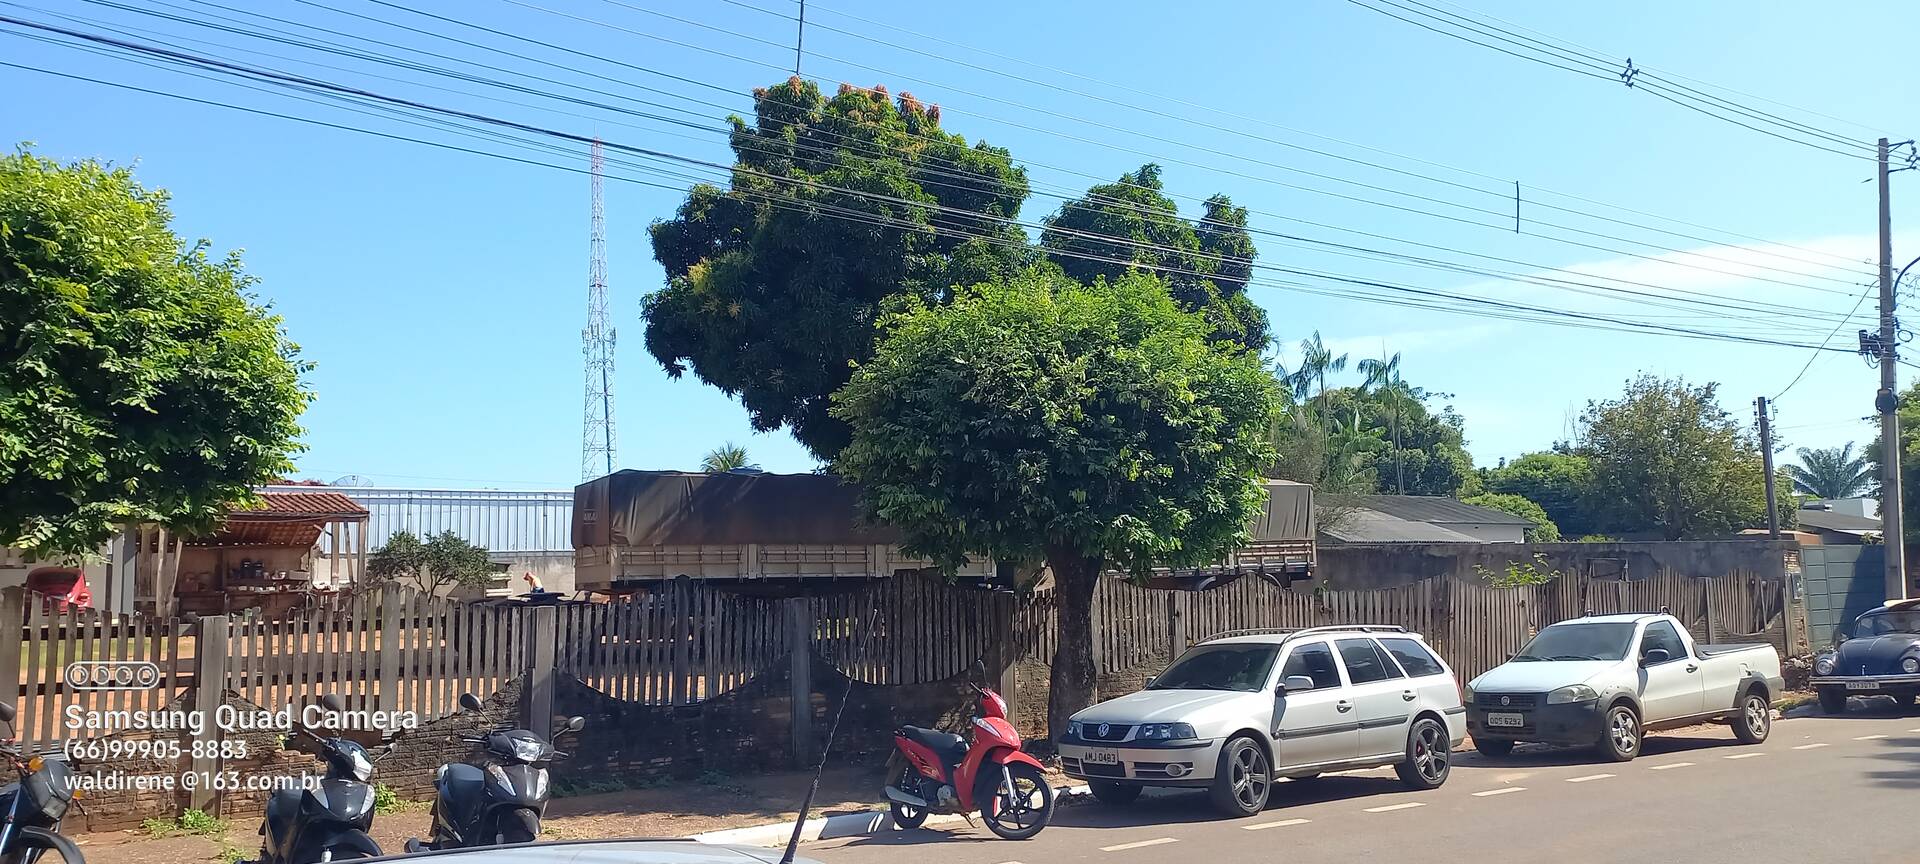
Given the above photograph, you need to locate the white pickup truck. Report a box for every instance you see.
[1463,612,1784,761]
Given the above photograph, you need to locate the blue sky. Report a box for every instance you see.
[5,0,1916,489]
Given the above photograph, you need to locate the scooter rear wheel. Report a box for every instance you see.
[976,763,1052,841]
[889,800,928,830]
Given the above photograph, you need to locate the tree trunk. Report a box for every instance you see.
[1046,546,1103,743]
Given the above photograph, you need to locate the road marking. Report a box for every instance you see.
[1565,773,1616,782]
[1243,818,1311,831]
[1648,762,1693,771]
[1793,743,1830,750]
[1473,786,1526,797]
[1101,838,1179,852]
[1363,802,1427,813]
[1724,752,1765,760]
[1854,734,1890,741]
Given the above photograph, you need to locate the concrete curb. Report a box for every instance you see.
[690,784,1091,848]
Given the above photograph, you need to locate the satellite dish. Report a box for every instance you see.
[332,475,374,487]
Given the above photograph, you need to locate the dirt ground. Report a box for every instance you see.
[67,765,897,864]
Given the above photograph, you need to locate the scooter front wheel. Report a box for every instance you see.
[2,827,84,864]
[976,763,1052,841]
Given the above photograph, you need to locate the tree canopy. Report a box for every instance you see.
[0,149,311,556]
[832,269,1280,736]
[644,78,1032,460]
[1480,451,1599,538]
[700,442,758,473]
[366,530,496,596]
[1577,375,1766,540]
[1461,492,1561,541]
[1788,443,1874,500]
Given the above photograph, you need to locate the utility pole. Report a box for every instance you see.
[1877,137,1907,601]
[1757,397,1779,539]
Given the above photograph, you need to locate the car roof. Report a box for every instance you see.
[1203,629,1427,646]
[362,840,810,864]
[1866,598,1920,614]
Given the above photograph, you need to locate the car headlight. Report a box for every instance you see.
[1547,684,1598,705]
[1065,720,1083,739]
[1904,656,1919,674]
[1814,655,1836,676]
[1460,683,1475,703]
[1136,723,1197,741]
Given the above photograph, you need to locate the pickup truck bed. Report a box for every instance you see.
[1697,641,1774,658]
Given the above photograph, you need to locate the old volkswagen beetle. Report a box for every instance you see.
[1811,598,1920,713]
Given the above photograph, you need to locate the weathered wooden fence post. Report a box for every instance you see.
[671,576,693,705]
[1166,589,1185,663]
[786,598,812,770]
[523,605,557,740]
[190,614,228,814]
[0,589,22,710]
[996,594,1018,714]
[377,585,401,714]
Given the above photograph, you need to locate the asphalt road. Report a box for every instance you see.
[807,707,1920,864]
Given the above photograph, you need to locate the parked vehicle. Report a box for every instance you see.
[409,694,585,851]
[1811,598,1920,713]
[24,568,89,614]
[0,701,84,863]
[1465,612,1784,761]
[252,696,383,864]
[356,839,827,863]
[882,681,1053,840]
[1058,625,1466,818]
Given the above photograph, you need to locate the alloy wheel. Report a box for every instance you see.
[1230,744,1270,810]
[1745,696,1769,737]
[1610,709,1638,754]
[1413,722,1449,784]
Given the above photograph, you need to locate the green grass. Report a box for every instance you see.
[143,809,228,839]
[373,784,403,816]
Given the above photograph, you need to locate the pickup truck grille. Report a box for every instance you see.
[1475,692,1540,708]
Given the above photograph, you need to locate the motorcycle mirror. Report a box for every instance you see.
[459,693,483,712]
[0,702,15,724]
[320,694,346,713]
[565,716,585,733]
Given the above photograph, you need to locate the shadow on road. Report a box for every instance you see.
[1455,733,1744,769]
[1784,697,1920,721]
[1866,736,1920,789]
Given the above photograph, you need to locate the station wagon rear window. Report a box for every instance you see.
[1152,644,1280,693]
[1379,637,1446,678]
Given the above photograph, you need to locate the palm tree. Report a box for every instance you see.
[1358,350,1407,494]
[1786,443,1874,499]
[701,442,758,473]
[1290,331,1349,407]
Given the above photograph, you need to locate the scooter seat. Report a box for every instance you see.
[900,726,968,765]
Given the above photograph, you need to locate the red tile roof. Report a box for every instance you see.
[230,491,368,521]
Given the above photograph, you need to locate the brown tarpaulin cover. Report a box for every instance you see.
[572,472,1315,547]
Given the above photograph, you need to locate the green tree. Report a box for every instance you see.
[0,149,311,556]
[1869,383,1920,533]
[366,530,496,596]
[1786,443,1874,500]
[700,442,758,473]
[644,78,1032,460]
[832,270,1280,737]
[1319,384,1474,497]
[1461,492,1561,542]
[1482,451,1600,538]
[1578,375,1766,540]
[1039,165,1268,350]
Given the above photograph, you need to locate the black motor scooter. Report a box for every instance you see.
[252,696,382,864]
[407,693,583,851]
[0,701,84,863]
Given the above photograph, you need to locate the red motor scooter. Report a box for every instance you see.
[883,683,1053,840]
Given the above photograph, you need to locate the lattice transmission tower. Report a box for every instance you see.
[581,138,617,479]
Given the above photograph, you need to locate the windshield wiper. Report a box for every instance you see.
[1549,654,1601,661]
[1510,654,1542,662]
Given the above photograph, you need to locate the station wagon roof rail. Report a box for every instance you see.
[1200,624,1409,643]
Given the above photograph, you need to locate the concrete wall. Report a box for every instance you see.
[1317,539,1793,591]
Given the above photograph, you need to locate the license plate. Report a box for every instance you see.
[1486,712,1526,728]
[1081,750,1120,765]
[1845,681,1881,691]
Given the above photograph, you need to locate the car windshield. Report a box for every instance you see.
[1149,644,1280,693]
[1856,610,1920,638]
[1510,623,1636,662]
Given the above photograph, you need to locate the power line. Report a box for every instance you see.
[0,35,1865,359]
[53,1,1877,326]
[1773,281,1877,402]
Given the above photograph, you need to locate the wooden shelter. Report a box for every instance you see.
[140,491,371,618]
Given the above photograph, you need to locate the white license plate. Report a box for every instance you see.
[1081,750,1120,765]
[1845,681,1881,691]
[1486,712,1527,728]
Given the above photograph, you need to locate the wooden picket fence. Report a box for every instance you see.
[554,578,785,705]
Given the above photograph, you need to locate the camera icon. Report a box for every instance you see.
[64,661,160,691]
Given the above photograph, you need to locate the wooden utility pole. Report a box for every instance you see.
[1877,137,1907,601]
[1757,396,1779,539]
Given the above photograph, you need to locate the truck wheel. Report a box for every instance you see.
[1088,781,1142,805]
[1817,687,1848,715]
[1597,704,1641,762]
[1732,690,1771,744]
[1474,739,1514,758]
[1207,735,1271,818]
[1394,718,1451,790]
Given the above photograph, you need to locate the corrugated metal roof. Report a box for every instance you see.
[1796,509,1881,533]
[1349,495,1537,526]
[1319,510,1481,543]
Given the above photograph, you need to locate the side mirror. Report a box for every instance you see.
[0,702,15,724]
[459,693,484,712]
[320,693,346,712]
[1642,648,1670,665]
[1278,675,1316,695]
[565,716,586,733]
